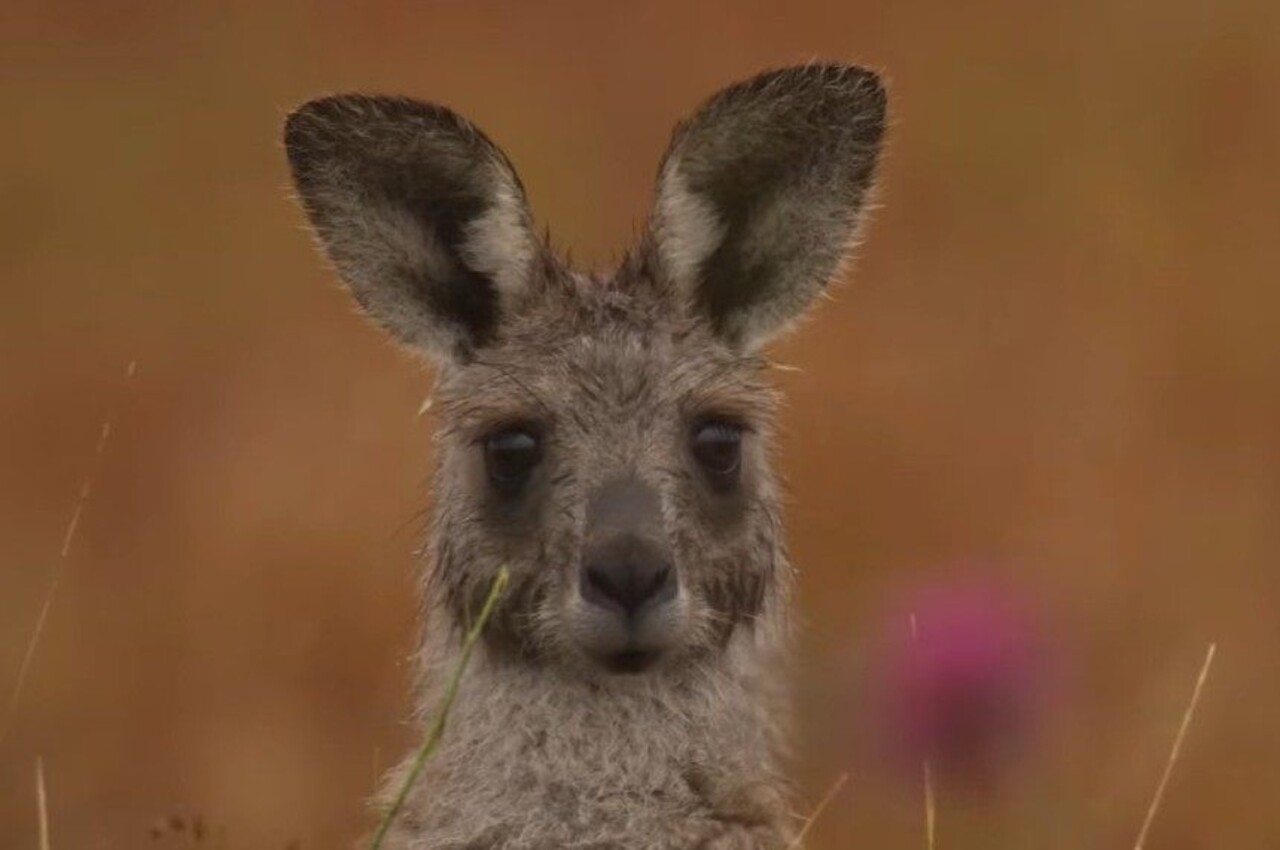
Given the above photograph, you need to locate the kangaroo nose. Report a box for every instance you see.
[581,535,676,617]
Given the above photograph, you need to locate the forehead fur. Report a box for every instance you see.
[432,258,778,434]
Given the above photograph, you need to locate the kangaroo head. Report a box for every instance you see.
[285,65,886,680]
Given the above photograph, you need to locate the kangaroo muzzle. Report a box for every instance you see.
[574,477,684,672]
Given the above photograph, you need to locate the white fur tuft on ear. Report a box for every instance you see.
[461,180,538,300]
[653,166,727,293]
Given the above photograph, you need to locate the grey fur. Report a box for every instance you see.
[284,64,887,849]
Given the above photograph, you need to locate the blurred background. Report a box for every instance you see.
[2,1,1277,847]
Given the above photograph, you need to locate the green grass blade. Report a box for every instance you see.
[370,567,510,849]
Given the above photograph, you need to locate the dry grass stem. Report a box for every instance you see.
[909,613,937,850]
[2,588,61,747]
[923,761,936,850]
[787,772,849,849]
[1132,642,1217,850]
[36,756,51,850]
[1,361,136,748]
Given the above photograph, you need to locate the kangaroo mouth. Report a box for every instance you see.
[568,584,689,674]
[601,648,662,674]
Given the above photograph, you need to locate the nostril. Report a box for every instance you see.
[581,550,676,617]
[583,562,623,609]
[644,565,671,600]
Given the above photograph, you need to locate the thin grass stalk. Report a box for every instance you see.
[370,568,510,849]
[1132,642,1216,850]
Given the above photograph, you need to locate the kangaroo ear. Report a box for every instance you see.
[650,65,887,350]
[284,95,539,360]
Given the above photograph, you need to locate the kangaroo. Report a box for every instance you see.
[284,63,886,849]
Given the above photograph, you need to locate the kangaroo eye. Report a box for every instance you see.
[691,419,743,485]
[484,427,542,492]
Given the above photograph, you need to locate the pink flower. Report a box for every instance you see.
[865,573,1051,793]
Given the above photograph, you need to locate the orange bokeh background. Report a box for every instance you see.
[2,2,1277,847]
